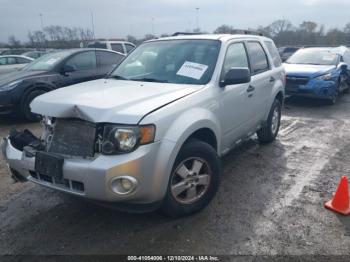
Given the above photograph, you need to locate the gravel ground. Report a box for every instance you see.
[1,95,350,259]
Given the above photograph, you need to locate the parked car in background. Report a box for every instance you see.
[0,55,34,75]
[87,40,136,55]
[278,46,300,62]
[0,49,32,55]
[22,51,48,59]
[0,48,125,121]
[284,46,350,104]
[0,49,10,55]
[1,34,285,216]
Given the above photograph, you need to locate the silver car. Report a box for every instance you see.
[2,34,285,216]
[0,55,34,75]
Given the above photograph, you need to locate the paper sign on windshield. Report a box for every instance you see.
[177,61,208,80]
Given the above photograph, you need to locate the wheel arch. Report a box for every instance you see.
[153,108,221,201]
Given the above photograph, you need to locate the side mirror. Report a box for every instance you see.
[337,62,348,71]
[219,68,251,87]
[61,64,76,74]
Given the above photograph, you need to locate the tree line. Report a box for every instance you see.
[5,25,94,49]
[215,20,350,47]
[3,20,350,49]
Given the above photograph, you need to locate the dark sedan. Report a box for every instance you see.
[0,48,125,121]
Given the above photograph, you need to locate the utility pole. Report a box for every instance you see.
[195,7,200,31]
[39,13,44,30]
[91,12,96,40]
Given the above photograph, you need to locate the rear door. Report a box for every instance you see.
[245,41,273,125]
[59,51,98,87]
[96,50,124,76]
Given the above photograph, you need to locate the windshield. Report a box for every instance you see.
[23,51,71,71]
[110,39,221,85]
[287,49,339,65]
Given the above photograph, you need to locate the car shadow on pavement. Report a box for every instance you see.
[0,136,289,255]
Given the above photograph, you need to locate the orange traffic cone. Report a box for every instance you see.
[325,176,350,215]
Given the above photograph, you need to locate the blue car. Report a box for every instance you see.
[284,47,350,104]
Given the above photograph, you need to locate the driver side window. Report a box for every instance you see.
[221,43,249,79]
[65,51,96,71]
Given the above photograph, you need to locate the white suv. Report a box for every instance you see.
[2,34,285,217]
[87,40,135,55]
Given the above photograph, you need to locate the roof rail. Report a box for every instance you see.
[172,32,203,36]
[231,29,263,36]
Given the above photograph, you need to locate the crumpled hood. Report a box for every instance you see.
[284,63,336,78]
[31,79,201,124]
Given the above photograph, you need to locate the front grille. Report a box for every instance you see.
[47,119,96,157]
[286,76,310,91]
[29,171,85,193]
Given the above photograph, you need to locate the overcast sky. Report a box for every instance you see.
[1,0,350,42]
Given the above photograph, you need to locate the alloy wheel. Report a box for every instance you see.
[170,157,211,205]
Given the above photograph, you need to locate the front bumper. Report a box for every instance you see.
[2,137,175,205]
[286,79,337,99]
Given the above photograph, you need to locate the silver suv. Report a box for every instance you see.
[2,34,285,216]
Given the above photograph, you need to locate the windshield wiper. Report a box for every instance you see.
[129,78,168,83]
[106,75,129,80]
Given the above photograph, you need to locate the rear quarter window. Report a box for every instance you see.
[87,42,107,49]
[111,44,124,53]
[264,41,282,67]
[246,41,269,74]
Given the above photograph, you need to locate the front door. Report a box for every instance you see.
[218,42,254,148]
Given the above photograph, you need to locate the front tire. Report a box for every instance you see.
[326,84,339,105]
[257,99,282,144]
[21,90,46,122]
[161,139,220,217]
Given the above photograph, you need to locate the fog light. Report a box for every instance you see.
[110,176,137,195]
[121,178,133,191]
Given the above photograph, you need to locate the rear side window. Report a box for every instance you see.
[246,42,269,74]
[97,51,124,67]
[222,42,249,78]
[111,44,124,53]
[66,51,96,70]
[7,57,17,65]
[264,41,282,67]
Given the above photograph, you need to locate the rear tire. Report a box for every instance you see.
[257,99,282,144]
[21,90,46,122]
[161,139,220,217]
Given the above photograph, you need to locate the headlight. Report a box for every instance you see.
[0,80,22,91]
[315,73,333,81]
[101,124,155,154]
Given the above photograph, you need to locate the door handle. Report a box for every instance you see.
[247,85,255,93]
[269,76,276,83]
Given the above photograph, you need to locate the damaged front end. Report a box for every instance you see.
[1,114,165,205]
[1,117,98,193]
[1,128,43,183]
